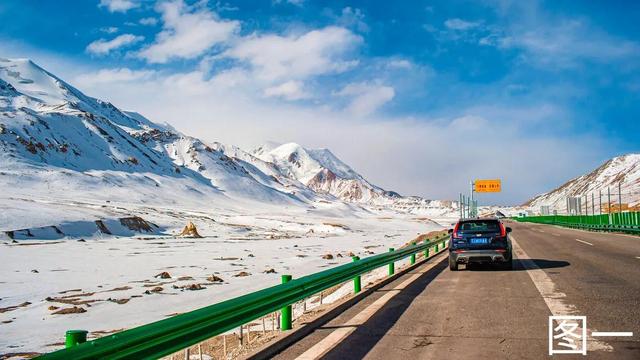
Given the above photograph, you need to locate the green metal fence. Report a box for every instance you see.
[513,212,640,234]
[37,235,449,360]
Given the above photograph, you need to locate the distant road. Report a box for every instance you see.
[272,221,640,359]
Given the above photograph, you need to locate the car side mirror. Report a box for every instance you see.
[506,227,512,233]
[447,229,453,234]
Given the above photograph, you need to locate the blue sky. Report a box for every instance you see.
[1,0,639,204]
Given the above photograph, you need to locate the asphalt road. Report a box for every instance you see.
[272,221,640,359]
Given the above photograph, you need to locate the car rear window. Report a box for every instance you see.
[459,220,500,232]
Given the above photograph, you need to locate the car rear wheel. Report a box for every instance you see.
[500,259,513,270]
[449,255,458,271]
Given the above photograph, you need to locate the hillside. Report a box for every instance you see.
[525,154,640,212]
[0,57,454,234]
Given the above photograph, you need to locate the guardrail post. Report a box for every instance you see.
[410,243,416,265]
[280,275,292,331]
[65,330,88,348]
[352,256,361,293]
[423,239,429,258]
[388,248,395,276]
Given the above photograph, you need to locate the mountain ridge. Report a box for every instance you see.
[0,57,451,220]
[524,153,640,211]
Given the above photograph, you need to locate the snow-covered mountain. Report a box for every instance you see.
[0,58,323,210]
[253,142,400,203]
[0,57,453,229]
[525,154,640,211]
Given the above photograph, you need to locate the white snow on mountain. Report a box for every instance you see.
[0,57,454,220]
[253,142,401,204]
[525,153,640,212]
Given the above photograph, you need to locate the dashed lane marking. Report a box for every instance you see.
[575,239,594,246]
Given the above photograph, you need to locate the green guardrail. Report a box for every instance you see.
[38,235,449,360]
[513,212,640,234]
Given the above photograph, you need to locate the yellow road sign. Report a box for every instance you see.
[475,179,501,193]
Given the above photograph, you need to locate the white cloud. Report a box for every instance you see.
[386,59,412,69]
[336,82,395,117]
[71,66,607,204]
[86,34,144,56]
[99,0,138,13]
[499,20,640,66]
[223,26,362,81]
[75,68,155,85]
[100,27,119,34]
[444,18,481,31]
[263,81,310,101]
[336,7,369,33]
[137,0,239,63]
[139,17,158,26]
[273,0,304,6]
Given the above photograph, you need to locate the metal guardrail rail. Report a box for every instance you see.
[38,235,449,359]
[513,212,640,234]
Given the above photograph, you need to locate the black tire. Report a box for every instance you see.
[449,256,458,271]
[500,259,513,270]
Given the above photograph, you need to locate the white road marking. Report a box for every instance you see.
[636,256,640,260]
[575,239,594,246]
[592,331,634,337]
[294,251,449,360]
[510,235,612,352]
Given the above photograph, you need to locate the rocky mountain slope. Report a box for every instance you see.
[0,57,454,232]
[525,154,640,211]
[253,142,400,204]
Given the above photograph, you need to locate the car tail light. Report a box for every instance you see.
[455,250,466,253]
[499,223,507,237]
[452,223,463,239]
[495,249,507,253]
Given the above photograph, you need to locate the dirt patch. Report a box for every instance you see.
[322,222,350,230]
[405,230,448,246]
[102,286,132,292]
[207,275,224,282]
[0,352,41,359]
[173,283,205,291]
[52,306,86,315]
[58,288,82,294]
[107,298,130,304]
[155,271,171,279]
[0,301,31,314]
[120,216,157,233]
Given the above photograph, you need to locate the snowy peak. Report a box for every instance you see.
[257,143,325,184]
[253,142,396,203]
[306,148,362,180]
[0,58,149,131]
[526,153,640,209]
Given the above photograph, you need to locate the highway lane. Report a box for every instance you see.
[507,221,640,357]
[272,222,640,359]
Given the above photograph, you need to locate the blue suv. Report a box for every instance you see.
[448,218,513,271]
